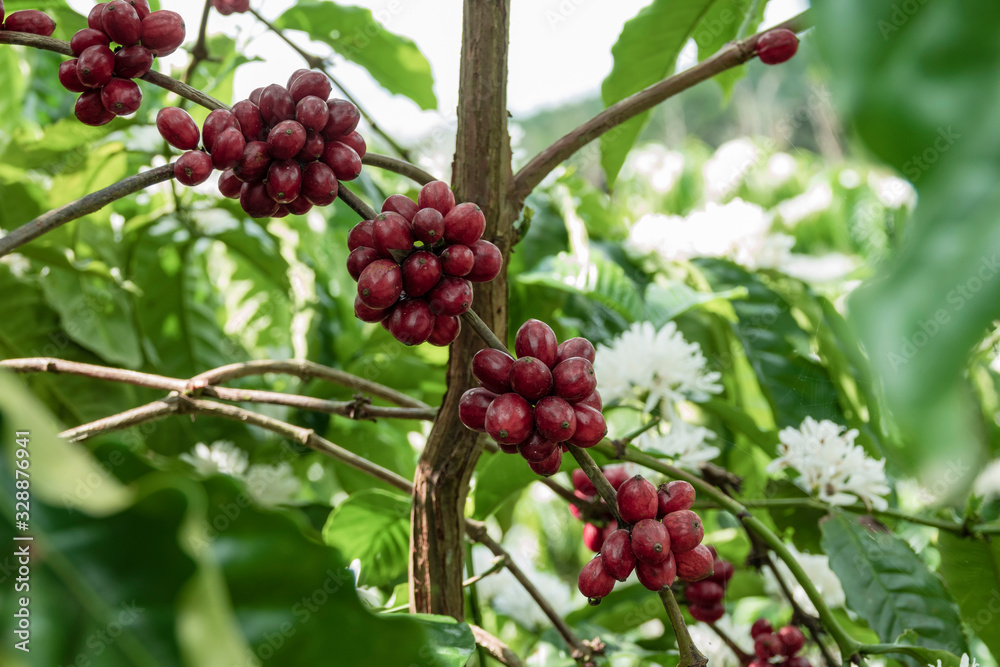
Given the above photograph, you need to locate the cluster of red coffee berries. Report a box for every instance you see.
[755,28,799,65]
[684,544,733,623]
[211,0,248,16]
[349,182,503,345]
[157,71,363,220]
[1,6,55,36]
[578,476,713,603]
[750,620,810,667]
[569,466,630,552]
[59,2,185,126]
[460,320,606,474]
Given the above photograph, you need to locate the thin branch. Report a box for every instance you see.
[469,625,524,667]
[247,6,412,160]
[659,589,707,667]
[0,31,227,110]
[540,478,607,522]
[460,310,507,352]
[61,397,181,442]
[510,10,813,203]
[761,553,838,667]
[184,0,215,83]
[0,165,175,259]
[363,153,437,185]
[338,184,378,220]
[707,622,753,666]
[566,444,623,526]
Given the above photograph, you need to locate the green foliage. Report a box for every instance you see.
[937,533,1000,659]
[322,489,410,587]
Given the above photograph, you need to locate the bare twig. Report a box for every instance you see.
[469,625,524,667]
[184,0,215,83]
[337,184,378,220]
[510,10,813,202]
[659,589,708,667]
[363,153,437,185]
[566,444,623,526]
[61,397,182,442]
[0,165,175,259]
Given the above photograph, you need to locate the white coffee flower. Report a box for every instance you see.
[703,138,759,200]
[245,462,301,506]
[630,145,686,194]
[638,419,720,468]
[972,459,1000,500]
[768,417,890,511]
[929,655,979,667]
[180,441,249,477]
[764,542,845,616]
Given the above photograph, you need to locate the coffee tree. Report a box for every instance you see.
[1,0,999,665]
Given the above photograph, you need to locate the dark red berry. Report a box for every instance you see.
[102,0,142,46]
[386,299,435,346]
[582,522,607,552]
[518,431,557,463]
[294,95,329,132]
[686,581,724,606]
[578,555,615,602]
[289,71,332,103]
[708,559,734,586]
[689,603,725,624]
[212,0,249,15]
[140,10,185,56]
[484,393,533,446]
[3,10,56,36]
[572,469,596,496]
[232,100,265,142]
[300,161,338,206]
[401,251,442,298]
[88,3,108,30]
[265,159,302,204]
[233,141,271,183]
[202,109,240,153]
[427,315,460,347]
[440,244,475,276]
[617,476,657,524]
[347,220,374,251]
[533,395,577,443]
[567,404,606,448]
[266,120,306,160]
[58,60,87,93]
[353,296,391,324]
[472,348,514,393]
[322,98,360,139]
[321,141,362,181]
[71,28,110,56]
[382,194,418,222]
[631,518,671,564]
[754,634,783,661]
[675,544,714,582]
[556,337,596,364]
[509,356,553,401]
[604,466,630,490]
[100,77,141,115]
[412,207,445,245]
[211,127,246,171]
[286,69,309,88]
[156,107,199,150]
[442,202,485,245]
[600,529,636,581]
[663,510,704,553]
[296,131,325,162]
[173,150,213,186]
[777,626,805,655]
[466,239,503,282]
[751,619,774,639]
[372,212,414,258]
[340,131,366,159]
[217,169,242,199]
[74,90,114,126]
[459,387,497,432]
[657,480,696,518]
[77,44,115,88]
[357,259,403,309]
[514,319,558,367]
[575,390,602,411]
[130,0,151,20]
[113,44,152,78]
[527,446,563,476]
[756,28,798,65]
[347,247,379,281]
[286,196,312,216]
[636,552,676,591]
[258,83,295,126]
[248,87,263,106]
[418,181,456,216]
[552,357,597,403]
[426,277,473,316]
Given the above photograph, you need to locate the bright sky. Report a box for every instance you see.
[68,0,808,142]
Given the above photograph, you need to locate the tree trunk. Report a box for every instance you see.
[409,0,514,619]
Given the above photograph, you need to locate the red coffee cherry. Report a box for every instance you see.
[685,580,724,606]
[556,337,596,364]
[418,180,456,216]
[689,603,725,624]
[631,518,671,564]
[509,356,554,401]
[657,480,696,518]
[534,396,577,443]
[484,393,533,446]
[616,475,658,524]
[578,556,615,602]
[636,552,676,591]
[514,319,558,368]
[599,529,636,581]
[755,28,799,65]
[566,404,606,448]
[527,445,562,476]
[675,544,715,582]
[472,348,514,394]
[517,431,557,464]
[140,10,185,56]
[663,509,704,553]
[357,259,403,310]
[173,150,213,186]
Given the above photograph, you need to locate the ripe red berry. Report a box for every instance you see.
[527,444,562,476]
[266,120,306,160]
[412,207,445,245]
[663,509,704,553]
[459,387,497,432]
[322,99,361,139]
[604,466,630,490]
[472,348,514,393]
[599,529,635,581]
[289,71,332,103]
[636,552,676,591]
[217,169,242,199]
[657,481,696,518]
[466,240,503,282]
[77,44,115,88]
[240,181,279,218]
[440,244,475,277]
[346,247,379,281]
[617,475,658,524]
[340,130,366,159]
[321,141,362,181]
[173,150,213,186]
[265,159,301,203]
[233,141,272,183]
[517,431,557,463]
[357,259,403,309]
[129,0,150,20]
[211,127,246,171]
[552,357,597,403]
[286,196,312,216]
[675,544,714,582]
[401,251,442,298]
[202,109,240,153]
[509,356,554,401]
[442,203,486,245]
[139,10,185,56]
[426,276,473,316]
[300,162,338,206]
[58,60,87,93]
[631,518,671,564]
[295,131,326,162]
[707,559,734,586]
[372,212,414,258]
[484,393,533,446]
[258,83,295,126]
[777,626,805,655]
[555,337,596,364]
[102,0,142,46]
[3,9,56,36]
[418,181,456,216]
[571,469,595,496]
[567,404,606,448]
[578,556,615,602]
[427,314,461,347]
[248,87,263,106]
[575,390,602,411]
[755,28,799,65]
[74,90,114,126]
[100,77,141,115]
[533,395,578,443]
[71,28,110,56]
[582,522,606,552]
[685,580,724,606]
[689,603,725,624]
[751,618,774,639]
[347,220,374,251]
[353,296,391,324]
[514,319,558,368]
[294,95,330,132]
[88,3,108,30]
[113,44,152,78]
[232,100,266,142]
[754,634,783,661]
[386,299,435,346]
[382,194,418,222]
[211,0,249,15]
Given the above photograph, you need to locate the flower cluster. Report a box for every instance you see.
[767,417,890,511]
[179,441,301,506]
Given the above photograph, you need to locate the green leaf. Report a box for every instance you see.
[814,0,1000,471]
[408,614,477,667]
[695,0,770,97]
[275,1,437,110]
[819,512,969,657]
[472,451,540,520]
[517,256,646,322]
[323,489,410,587]
[937,532,1000,656]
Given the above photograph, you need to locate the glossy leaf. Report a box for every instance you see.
[322,489,410,587]
[937,532,1000,659]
